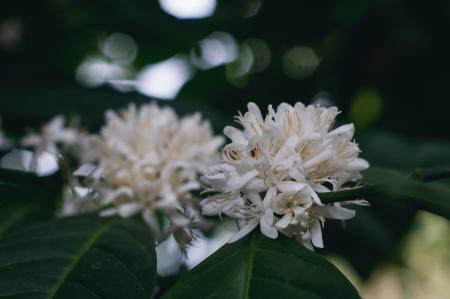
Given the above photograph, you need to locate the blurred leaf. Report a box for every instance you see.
[162,232,360,299]
[358,131,450,171]
[0,197,43,240]
[0,215,156,299]
[321,168,450,219]
[319,166,450,278]
[411,166,450,182]
[364,168,450,219]
[320,202,416,280]
[0,169,60,239]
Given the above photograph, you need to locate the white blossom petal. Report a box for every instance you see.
[346,158,370,172]
[312,205,356,220]
[74,163,97,177]
[260,215,278,239]
[228,221,259,243]
[224,126,247,145]
[310,220,324,248]
[118,202,141,218]
[276,212,293,229]
[277,181,307,193]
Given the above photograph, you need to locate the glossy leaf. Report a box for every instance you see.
[0,170,58,239]
[0,215,156,299]
[319,168,450,219]
[364,168,450,219]
[162,232,360,299]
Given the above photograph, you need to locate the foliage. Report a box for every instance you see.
[1,1,450,297]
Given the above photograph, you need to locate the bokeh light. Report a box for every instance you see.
[99,32,138,65]
[191,32,238,70]
[76,56,132,88]
[136,55,193,100]
[283,46,319,79]
[245,38,271,73]
[226,43,254,86]
[241,0,263,18]
[76,32,137,90]
[159,0,217,19]
[349,88,383,127]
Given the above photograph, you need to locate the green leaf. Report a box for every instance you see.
[162,232,360,299]
[319,168,450,219]
[0,170,59,239]
[0,215,156,299]
[0,200,42,240]
[410,166,450,182]
[320,185,374,203]
[364,168,450,219]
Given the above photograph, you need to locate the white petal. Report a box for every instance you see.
[103,187,133,204]
[263,187,277,209]
[274,135,299,162]
[228,221,259,243]
[244,178,266,192]
[246,191,263,208]
[289,168,306,181]
[100,208,118,217]
[310,220,324,248]
[328,123,354,137]
[312,205,355,220]
[223,126,247,144]
[277,181,307,193]
[274,156,296,170]
[118,202,141,218]
[73,163,97,177]
[301,239,314,251]
[247,102,263,121]
[169,212,191,227]
[313,184,331,193]
[175,181,200,194]
[275,212,293,229]
[260,216,278,239]
[229,170,259,189]
[303,132,321,141]
[309,188,322,204]
[201,202,220,216]
[346,158,369,172]
[264,207,274,224]
[303,149,333,169]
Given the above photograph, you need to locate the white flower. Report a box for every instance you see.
[65,103,223,243]
[201,102,369,249]
[0,117,12,150]
[21,115,78,156]
[58,186,101,217]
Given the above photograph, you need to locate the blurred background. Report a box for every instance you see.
[1,1,449,298]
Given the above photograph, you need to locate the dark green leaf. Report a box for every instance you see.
[0,169,60,239]
[162,232,360,299]
[0,215,156,299]
[410,166,450,182]
[364,168,450,219]
[0,199,42,240]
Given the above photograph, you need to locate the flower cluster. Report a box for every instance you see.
[200,102,369,249]
[64,103,224,245]
[1,99,370,251]
[21,115,79,157]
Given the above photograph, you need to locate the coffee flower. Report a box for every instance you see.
[201,102,369,250]
[67,103,224,243]
[21,115,78,156]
